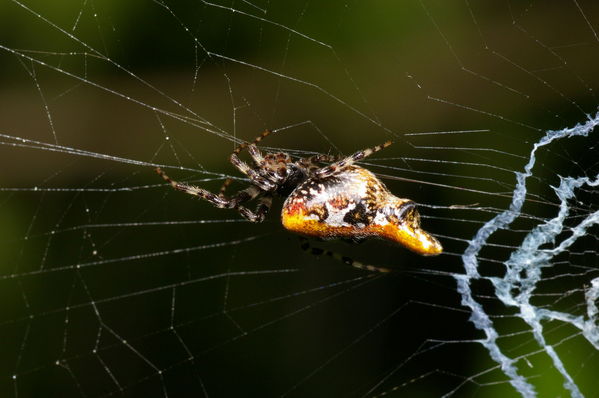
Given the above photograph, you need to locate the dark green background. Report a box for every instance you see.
[1,1,598,397]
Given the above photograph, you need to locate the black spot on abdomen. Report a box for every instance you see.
[308,205,329,222]
[343,202,373,226]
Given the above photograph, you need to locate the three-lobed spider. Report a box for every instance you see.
[156,130,442,262]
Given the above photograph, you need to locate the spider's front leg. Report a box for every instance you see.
[246,144,294,187]
[156,168,268,222]
[247,144,265,167]
[230,152,276,191]
[219,130,274,198]
[217,144,270,198]
[238,194,273,222]
[315,141,392,178]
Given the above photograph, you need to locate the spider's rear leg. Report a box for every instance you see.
[300,237,391,273]
[315,141,392,179]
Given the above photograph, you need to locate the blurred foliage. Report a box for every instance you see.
[0,0,473,70]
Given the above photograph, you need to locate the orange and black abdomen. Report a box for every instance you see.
[281,166,443,256]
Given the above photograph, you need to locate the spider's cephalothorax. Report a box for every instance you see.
[156,130,442,256]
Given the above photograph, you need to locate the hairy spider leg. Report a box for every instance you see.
[298,154,343,173]
[218,129,274,197]
[247,144,281,183]
[239,194,273,222]
[315,141,393,179]
[218,178,233,197]
[232,129,273,156]
[227,130,283,191]
[229,154,276,191]
[218,144,267,198]
[155,168,269,222]
[247,144,265,165]
[299,237,391,273]
[248,144,295,185]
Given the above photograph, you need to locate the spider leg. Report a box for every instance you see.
[156,167,229,205]
[229,153,276,191]
[230,129,275,187]
[238,193,273,222]
[231,130,292,189]
[218,178,233,197]
[247,144,265,166]
[299,237,392,273]
[306,154,342,163]
[220,143,271,194]
[156,168,268,222]
[298,154,342,173]
[230,153,276,191]
[218,144,271,196]
[315,141,393,178]
[232,129,272,156]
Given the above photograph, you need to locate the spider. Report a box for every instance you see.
[156,130,442,260]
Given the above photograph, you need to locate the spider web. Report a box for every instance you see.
[1,1,599,397]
